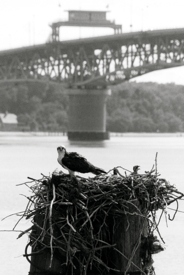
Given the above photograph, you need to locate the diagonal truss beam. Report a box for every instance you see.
[1,28,184,87]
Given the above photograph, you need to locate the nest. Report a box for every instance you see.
[15,163,184,275]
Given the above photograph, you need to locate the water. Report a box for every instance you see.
[1,132,184,275]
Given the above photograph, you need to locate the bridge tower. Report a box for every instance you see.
[50,10,117,140]
[50,10,122,42]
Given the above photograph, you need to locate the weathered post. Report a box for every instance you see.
[20,166,182,275]
[28,213,66,275]
[28,203,145,275]
[111,201,144,274]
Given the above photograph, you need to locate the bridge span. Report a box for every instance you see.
[1,28,184,87]
[1,28,184,139]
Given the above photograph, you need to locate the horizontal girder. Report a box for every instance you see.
[1,28,184,88]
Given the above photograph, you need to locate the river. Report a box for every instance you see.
[1,132,184,275]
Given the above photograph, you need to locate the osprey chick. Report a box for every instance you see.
[57,146,106,177]
[132,165,140,175]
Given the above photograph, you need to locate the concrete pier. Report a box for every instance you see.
[67,88,111,140]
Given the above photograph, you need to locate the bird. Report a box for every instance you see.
[57,146,106,178]
[131,165,140,175]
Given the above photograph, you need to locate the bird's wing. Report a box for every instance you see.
[62,152,92,173]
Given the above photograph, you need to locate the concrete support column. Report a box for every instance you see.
[67,88,111,140]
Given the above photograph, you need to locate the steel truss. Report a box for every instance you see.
[1,29,184,87]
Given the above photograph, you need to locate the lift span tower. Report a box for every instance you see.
[50,10,121,140]
[50,10,122,42]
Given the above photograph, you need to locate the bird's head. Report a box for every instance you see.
[57,146,66,157]
[133,165,140,173]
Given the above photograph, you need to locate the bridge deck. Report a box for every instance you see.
[1,28,184,58]
[1,27,184,86]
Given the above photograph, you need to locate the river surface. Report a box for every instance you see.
[1,132,184,275]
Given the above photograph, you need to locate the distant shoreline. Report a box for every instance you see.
[0,131,183,138]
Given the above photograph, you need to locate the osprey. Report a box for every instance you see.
[57,146,106,177]
[132,165,140,175]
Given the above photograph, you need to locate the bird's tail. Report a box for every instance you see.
[93,167,106,175]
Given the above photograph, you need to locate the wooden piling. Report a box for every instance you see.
[111,201,146,274]
[27,199,145,275]
[28,207,145,275]
[22,167,178,275]
[28,213,66,275]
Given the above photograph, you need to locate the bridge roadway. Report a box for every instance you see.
[1,28,184,88]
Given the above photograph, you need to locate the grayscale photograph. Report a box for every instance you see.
[0,1,184,275]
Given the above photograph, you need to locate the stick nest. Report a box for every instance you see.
[16,165,184,275]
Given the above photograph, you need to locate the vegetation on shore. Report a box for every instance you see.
[0,81,184,133]
[107,81,184,133]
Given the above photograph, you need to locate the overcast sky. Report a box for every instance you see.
[1,0,184,84]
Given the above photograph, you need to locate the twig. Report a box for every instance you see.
[168,193,184,205]
[17,226,33,239]
[66,210,76,233]
[155,152,158,175]
[49,183,56,268]
[168,200,179,221]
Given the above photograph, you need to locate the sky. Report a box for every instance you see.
[1,0,184,85]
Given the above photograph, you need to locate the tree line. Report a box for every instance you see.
[0,80,184,133]
[107,81,184,132]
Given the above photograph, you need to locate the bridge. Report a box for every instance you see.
[1,27,184,139]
